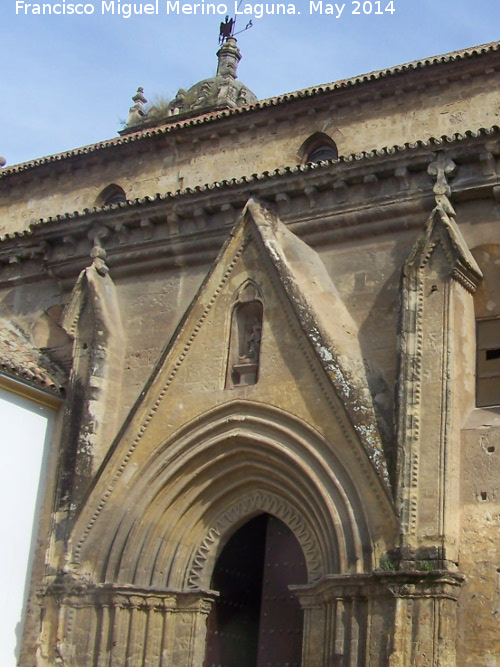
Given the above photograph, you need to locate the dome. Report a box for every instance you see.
[123,38,257,133]
[167,38,257,116]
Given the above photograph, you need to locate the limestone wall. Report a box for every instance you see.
[1,45,499,665]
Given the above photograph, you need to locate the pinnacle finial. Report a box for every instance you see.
[133,87,147,105]
[216,37,241,79]
[428,153,457,215]
[89,234,109,276]
[127,87,148,127]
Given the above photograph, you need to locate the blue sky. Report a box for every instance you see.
[1,0,498,166]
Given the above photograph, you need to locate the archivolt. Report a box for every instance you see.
[187,491,320,589]
[73,401,375,588]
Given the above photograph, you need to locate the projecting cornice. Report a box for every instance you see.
[2,126,499,239]
[0,127,498,286]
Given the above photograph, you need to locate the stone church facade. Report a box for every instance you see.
[1,37,499,666]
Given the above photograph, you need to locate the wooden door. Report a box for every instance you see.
[204,513,307,667]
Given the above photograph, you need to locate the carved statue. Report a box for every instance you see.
[240,317,262,363]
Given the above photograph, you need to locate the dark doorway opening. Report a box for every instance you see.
[204,513,307,667]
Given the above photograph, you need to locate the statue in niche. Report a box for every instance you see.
[227,295,263,388]
[240,317,262,363]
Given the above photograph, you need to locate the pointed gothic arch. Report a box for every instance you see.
[187,490,323,589]
[56,400,397,667]
[74,400,378,587]
[47,200,402,666]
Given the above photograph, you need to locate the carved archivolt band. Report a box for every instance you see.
[72,401,377,587]
[187,491,322,589]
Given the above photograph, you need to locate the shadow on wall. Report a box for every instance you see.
[357,252,411,489]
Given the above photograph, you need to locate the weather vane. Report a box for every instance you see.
[218,15,235,44]
[218,2,253,45]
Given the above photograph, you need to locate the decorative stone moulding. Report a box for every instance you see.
[66,201,398,585]
[187,491,322,589]
[225,279,263,388]
[39,197,406,664]
[59,239,125,513]
[396,172,482,576]
[1,131,498,287]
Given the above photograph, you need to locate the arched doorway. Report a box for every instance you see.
[204,513,307,667]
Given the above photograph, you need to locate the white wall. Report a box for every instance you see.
[0,386,55,666]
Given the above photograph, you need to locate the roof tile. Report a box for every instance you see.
[0,318,66,395]
[1,41,498,177]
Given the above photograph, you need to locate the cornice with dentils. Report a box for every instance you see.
[0,125,498,245]
[0,41,498,178]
